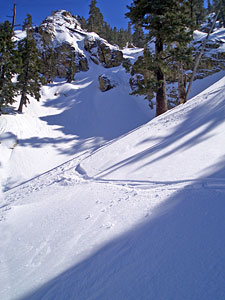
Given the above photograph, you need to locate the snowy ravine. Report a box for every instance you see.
[0,70,225,300]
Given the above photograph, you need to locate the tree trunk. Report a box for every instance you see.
[18,92,25,112]
[18,53,29,113]
[12,4,16,33]
[185,8,220,101]
[155,37,167,116]
[18,86,27,113]
[178,62,186,104]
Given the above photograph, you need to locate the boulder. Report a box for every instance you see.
[78,54,89,71]
[98,75,115,92]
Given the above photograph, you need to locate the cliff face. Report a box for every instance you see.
[35,10,123,77]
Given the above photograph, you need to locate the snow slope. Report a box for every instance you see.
[0,56,151,191]
[0,73,225,300]
[80,76,225,182]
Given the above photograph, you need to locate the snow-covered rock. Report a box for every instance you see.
[98,74,116,92]
[35,10,123,77]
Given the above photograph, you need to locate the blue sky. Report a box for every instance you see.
[0,0,133,30]
[1,0,210,30]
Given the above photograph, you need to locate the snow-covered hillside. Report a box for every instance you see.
[1,69,225,299]
[80,76,225,183]
[0,53,152,191]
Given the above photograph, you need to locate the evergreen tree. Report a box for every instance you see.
[22,13,33,32]
[126,0,193,116]
[126,22,133,46]
[17,15,42,113]
[190,0,206,27]
[66,49,77,83]
[132,24,145,48]
[81,17,87,30]
[86,0,132,48]
[213,0,225,27]
[40,35,57,84]
[103,21,113,44]
[0,20,17,112]
[77,16,87,30]
[112,27,118,45]
[207,0,213,13]
[87,0,104,35]
[117,29,126,47]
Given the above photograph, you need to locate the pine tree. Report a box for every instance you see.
[40,37,57,84]
[86,0,132,48]
[0,20,17,112]
[117,29,126,47]
[17,15,42,113]
[79,16,88,30]
[126,0,193,116]
[87,0,104,35]
[112,27,118,45]
[126,22,133,46]
[190,0,206,27]
[66,49,77,83]
[132,24,145,48]
[207,0,213,13]
[22,13,33,32]
[103,22,113,44]
[213,0,225,27]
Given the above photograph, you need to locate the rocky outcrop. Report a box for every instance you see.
[35,10,124,78]
[84,35,123,68]
[98,42,123,68]
[78,53,89,71]
[53,43,88,77]
[98,75,115,92]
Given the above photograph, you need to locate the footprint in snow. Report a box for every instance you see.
[101,223,114,229]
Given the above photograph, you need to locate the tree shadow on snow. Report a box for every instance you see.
[17,136,103,156]
[19,159,225,300]
[94,89,225,178]
[15,77,151,156]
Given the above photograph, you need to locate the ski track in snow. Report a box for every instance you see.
[2,149,225,223]
[1,150,225,300]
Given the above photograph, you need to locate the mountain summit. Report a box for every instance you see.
[35,10,123,77]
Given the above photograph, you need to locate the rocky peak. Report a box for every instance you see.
[39,10,82,38]
[35,10,123,78]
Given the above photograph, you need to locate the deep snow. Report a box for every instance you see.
[0,57,152,192]
[0,31,225,300]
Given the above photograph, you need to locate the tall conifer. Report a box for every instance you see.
[132,24,145,48]
[66,49,77,83]
[0,20,17,112]
[213,0,225,26]
[126,0,193,116]
[17,14,42,113]
[87,0,104,35]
